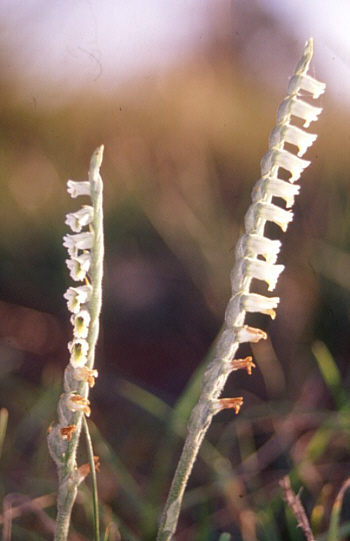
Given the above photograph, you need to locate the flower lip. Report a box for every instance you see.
[68,338,89,368]
[67,180,91,198]
[71,309,91,339]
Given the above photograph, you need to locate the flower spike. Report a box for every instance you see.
[48,147,105,540]
[157,39,325,541]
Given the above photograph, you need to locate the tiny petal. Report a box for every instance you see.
[269,123,317,157]
[235,233,281,264]
[67,180,91,198]
[252,177,300,208]
[63,232,94,257]
[244,258,284,291]
[66,393,91,416]
[65,206,94,233]
[73,366,98,388]
[277,96,322,128]
[261,149,310,183]
[235,325,267,343]
[245,202,293,233]
[212,397,244,415]
[64,285,92,314]
[66,252,91,281]
[68,338,89,368]
[230,356,256,375]
[70,309,91,339]
[287,74,326,99]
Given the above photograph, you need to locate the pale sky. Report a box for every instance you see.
[1,0,349,106]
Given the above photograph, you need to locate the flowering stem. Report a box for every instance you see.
[48,146,104,541]
[156,39,325,541]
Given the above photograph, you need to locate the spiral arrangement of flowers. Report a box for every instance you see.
[48,146,104,541]
[157,38,326,541]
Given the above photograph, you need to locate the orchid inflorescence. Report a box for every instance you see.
[48,146,104,541]
[157,39,326,541]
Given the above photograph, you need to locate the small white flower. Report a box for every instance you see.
[65,206,94,233]
[269,123,317,157]
[64,285,92,314]
[68,338,89,368]
[225,292,280,326]
[63,232,94,257]
[261,149,310,183]
[252,177,300,208]
[277,96,323,128]
[287,74,326,99]
[70,309,91,339]
[245,202,293,233]
[235,234,281,264]
[67,180,91,198]
[66,252,91,281]
[235,325,267,343]
[242,293,280,319]
[242,258,284,291]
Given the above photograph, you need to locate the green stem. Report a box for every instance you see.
[83,416,100,541]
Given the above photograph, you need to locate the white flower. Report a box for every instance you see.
[66,252,91,281]
[225,292,280,325]
[64,285,92,314]
[287,74,326,99]
[63,232,94,257]
[252,177,300,208]
[67,180,91,198]
[235,234,281,264]
[242,293,279,318]
[245,202,293,233]
[235,325,267,343]
[70,309,91,339]
[261,149,310,183]
[269,123,317,157]
[243,258,284,291]
[65,206,94,233]
[68,338,89,368]
[277,96,323,128]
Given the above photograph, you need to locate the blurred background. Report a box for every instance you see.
[1,1,350,540]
